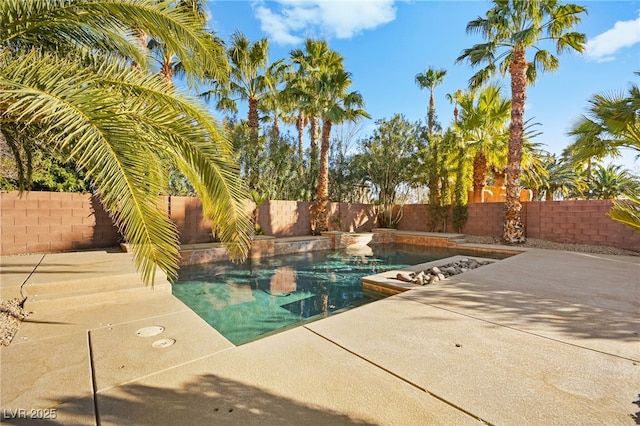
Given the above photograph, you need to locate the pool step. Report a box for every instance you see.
[23,274,171,313]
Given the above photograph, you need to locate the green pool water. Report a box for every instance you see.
[173,244,506,345]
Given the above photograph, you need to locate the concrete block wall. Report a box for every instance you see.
[524,200,640,250]
[327,202,377,232]
[257,200,377,237]
[167,196,211,244]
[257,200,313,236]
[0,191,119,256]
[462,203,505,237]
[2,192,638,256]
[399,200,639,252]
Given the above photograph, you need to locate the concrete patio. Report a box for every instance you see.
[1,244,639,425]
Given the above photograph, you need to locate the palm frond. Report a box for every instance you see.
[607,196,640,232]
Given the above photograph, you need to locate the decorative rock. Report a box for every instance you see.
[394,258,491,286]
[396,272,413,283]
[443,267,458,276]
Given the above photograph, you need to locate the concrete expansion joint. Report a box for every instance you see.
[303,326,493,425]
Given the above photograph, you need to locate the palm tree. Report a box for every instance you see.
[446,90,472,231]
[589,164,639,200]
[316,70,370,232]
[567,74,640,181]
[457,0,587,243]
[1,0,252,284]
[525,154,584,200]
[415,67,447,212]
[567,72,640,229]
[203,32,285,189]
[289,40,370,232]
[608,194,640,232]
[289,39,346,156]
[456,85,511,203]
[415,67,447,136]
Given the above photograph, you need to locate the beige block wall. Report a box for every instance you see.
[1,192,638,255]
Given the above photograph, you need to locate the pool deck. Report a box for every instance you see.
[1,240,639,425]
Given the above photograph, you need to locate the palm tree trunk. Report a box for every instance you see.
[296,110,305,166]
[272,115,280,140]
[428,91,435,136]
[315,118,332,233]
[309,116,319,151]
[504,47,527,243]
[472,152,487,203]
[248,97,259,189]
[160,59,174,86]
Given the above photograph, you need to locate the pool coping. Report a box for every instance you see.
[177,230,525,266]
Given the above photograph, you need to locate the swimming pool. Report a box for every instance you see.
[173,244,507,345]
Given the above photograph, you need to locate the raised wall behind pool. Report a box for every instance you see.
[1,192,638,255]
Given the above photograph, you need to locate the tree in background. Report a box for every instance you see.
[588,164,639,200]
[203,32,286,189]
[457,0,587,243]
[567,72,640,230]
[289,39,369,233]
[289,40,345,158]
[353,114,422,228]
[456,84,511,203]
[415,67,447,223]
[446,90,472,232]
[0,0,252,284]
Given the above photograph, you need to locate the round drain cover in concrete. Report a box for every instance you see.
[152,338,176,348]
[136,326,165,337]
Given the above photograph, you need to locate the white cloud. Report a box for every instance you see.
[253,0,397,45]
[585,13,640,62]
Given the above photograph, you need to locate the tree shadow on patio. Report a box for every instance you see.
[6,373,375,425]
[398,250,640,358]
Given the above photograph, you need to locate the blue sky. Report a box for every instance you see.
[206,0,640,173]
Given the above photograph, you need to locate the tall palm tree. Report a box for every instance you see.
[0,0,252,284]
[415,67,447,136]
[203,32,285,189]
[289,40,345,154]
[415,67,447,213]
[290,40,369,232]
[316,70,370,232]
[457,0,587,243]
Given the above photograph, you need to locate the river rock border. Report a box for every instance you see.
[395,258,490,285]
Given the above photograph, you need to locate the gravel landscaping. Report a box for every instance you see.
[0,298,26,347]
[463,235,639,256]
